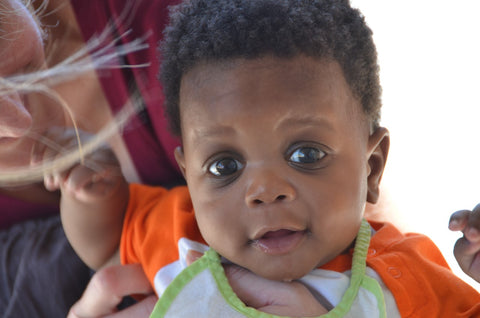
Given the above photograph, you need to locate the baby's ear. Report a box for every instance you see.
[366,127,390,204]
[174,146,187,179]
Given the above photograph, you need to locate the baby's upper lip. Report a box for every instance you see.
[252,226,305,241]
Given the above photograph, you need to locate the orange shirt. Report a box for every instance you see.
[121,184,480,317]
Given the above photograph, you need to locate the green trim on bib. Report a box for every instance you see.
[206,250,287,318]
[360,276,387,318]
[151,219,384,318]
[320,218,371,317]
[151,255,210,317]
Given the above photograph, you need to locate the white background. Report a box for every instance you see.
[350,0,480,288]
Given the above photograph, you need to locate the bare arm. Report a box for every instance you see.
[35,127,128,270]
[59,171,128,270]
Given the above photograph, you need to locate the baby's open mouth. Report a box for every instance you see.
[262,229,297,239]
[251,229,307,255]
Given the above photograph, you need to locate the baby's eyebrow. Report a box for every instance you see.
[274,116,335,132]
[191,125,236,143]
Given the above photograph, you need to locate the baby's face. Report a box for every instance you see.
[176,55,387,281]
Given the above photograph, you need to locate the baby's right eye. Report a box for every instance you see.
[208,158,244,177]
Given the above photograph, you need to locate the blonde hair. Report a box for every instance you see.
[0,0,149,186]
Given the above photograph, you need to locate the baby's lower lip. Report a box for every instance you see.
[251,229,307,255]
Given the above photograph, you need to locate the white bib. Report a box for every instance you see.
[150,220,387,318]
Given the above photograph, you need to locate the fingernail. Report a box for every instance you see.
[449,219,460,230]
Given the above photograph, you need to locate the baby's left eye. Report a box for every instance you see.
[208,158,244,177]
[288,147,325,165]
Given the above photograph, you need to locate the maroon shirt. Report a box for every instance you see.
[0,195,58,229]
[71,0,182,186]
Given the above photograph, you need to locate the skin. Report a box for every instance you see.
[175,55,390,281]
[0,0,53,168]
[68,260,329,318]
[0,0,139,179]
[46,55,388,316]
[32,0,480,317]
[2,1,368,316]
[0,1,398,315]
[2,2,314,316]
[0,0,64,206]
[0,0,138,202]
[449,203,480,282]
[33,0,140,183]
[67,264,158,318]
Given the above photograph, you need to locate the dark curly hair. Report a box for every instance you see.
[160,0,381,136]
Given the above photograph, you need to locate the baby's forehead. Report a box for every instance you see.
[178,55,368,134]
[180,56,349,96]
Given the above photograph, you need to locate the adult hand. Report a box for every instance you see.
[224,264,329,316]
[67,264,157,318]
[70,252,329,318]
[449,203,480,283]
[187,250,328,317]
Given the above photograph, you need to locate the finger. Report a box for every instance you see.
[449,210,470,231]
[186,250,203,266]
[224,264,328,316]
[224,264,274,308]
[68,295,157,318]
[51,167,72,190]
[41,139,74,190]
[43,174,58,191]
[44,163,71,191]
[454,237,480,273]
[465,207,480,243]
[69,264,153,318]
[63,162,124,201]
[454,237,480,259]
[103,295,157,318]
[64,165,101,192]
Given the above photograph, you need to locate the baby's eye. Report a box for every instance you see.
[208,158,244,177]
[288,146,326,167]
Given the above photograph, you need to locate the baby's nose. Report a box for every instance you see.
[245,169,296,207]
[0,95,33,138]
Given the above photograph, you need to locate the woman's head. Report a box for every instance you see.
[0,0,56,169]
[0,0,148,184]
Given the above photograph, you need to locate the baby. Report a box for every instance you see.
[41,0,480,317]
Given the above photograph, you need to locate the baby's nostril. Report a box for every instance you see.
[277,195,286,201]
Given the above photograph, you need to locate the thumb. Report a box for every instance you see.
[454,237,480,275]
[223,264,275,308]
[186,250,203,266]
[454,237,476,271]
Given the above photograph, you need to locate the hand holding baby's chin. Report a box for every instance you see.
[186,250,329,316]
